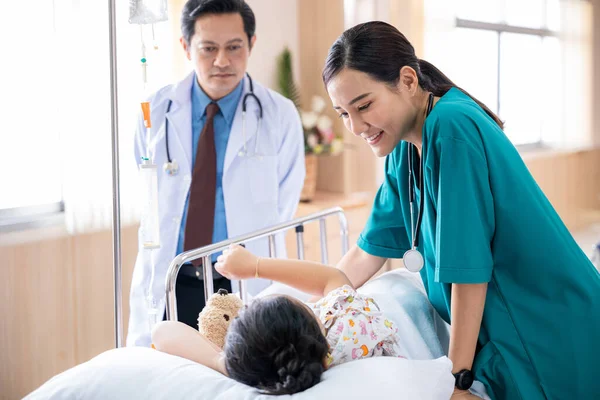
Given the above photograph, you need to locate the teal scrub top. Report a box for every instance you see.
[358,88,600,400]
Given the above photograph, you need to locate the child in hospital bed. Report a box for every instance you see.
[151,244,406,395]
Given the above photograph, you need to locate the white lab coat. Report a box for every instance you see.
[127,72,305,346]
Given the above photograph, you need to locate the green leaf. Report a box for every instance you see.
[276,47,301,110]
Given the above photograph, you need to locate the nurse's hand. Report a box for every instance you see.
[215,244,258,280]
[450,389,481,399]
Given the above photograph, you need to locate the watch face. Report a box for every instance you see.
[456,370,474,390]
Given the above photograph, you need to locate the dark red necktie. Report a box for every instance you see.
[184,102,219,266]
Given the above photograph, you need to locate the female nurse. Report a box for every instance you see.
[324,21,600,399]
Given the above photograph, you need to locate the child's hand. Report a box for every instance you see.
[215,244,258,280]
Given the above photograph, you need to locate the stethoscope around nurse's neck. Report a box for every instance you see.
[402,92,434,273]
[162,73,264,176]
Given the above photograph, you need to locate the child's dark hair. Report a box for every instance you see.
[224,296,329,395]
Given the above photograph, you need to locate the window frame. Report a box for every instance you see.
[455,4,559,148]
[0,202,65,232]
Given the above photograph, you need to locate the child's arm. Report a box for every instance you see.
[151,321,228,375]
[215,244,352,297]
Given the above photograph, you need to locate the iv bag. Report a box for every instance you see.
[139,160,161,249]
[129,0,168,25]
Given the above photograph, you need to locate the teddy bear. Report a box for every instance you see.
[197,288,244,349]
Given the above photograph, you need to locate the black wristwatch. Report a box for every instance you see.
[453,369,474,390]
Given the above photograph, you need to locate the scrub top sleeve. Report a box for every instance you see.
[358,154,410,258]
[434,137,495,284]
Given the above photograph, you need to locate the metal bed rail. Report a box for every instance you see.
[165,207,349,321]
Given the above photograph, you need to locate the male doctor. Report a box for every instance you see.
[127,0,305,346]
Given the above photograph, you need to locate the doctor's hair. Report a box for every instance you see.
[181,0,256,46]
[223,295,329,395]
[322,21,504,129]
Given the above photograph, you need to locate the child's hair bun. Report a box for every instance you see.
[271,342,324,394]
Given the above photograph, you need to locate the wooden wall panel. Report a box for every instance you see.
[524,148,600,230]
[297,0,349,194]
[0,226,138,400]
[0,236,76,399]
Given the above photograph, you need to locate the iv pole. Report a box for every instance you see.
[108,0,124,348]
[107,0,168,348]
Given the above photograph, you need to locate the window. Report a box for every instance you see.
[424,0,592,147]
[0,0,174,232]
[0,1,63,222]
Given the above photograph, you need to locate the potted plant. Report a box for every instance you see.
[299,96,343,201]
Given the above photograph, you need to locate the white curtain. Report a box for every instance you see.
[52,0,175,233]
[559,0,593,149]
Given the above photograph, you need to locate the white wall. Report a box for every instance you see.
[245,0,300,91]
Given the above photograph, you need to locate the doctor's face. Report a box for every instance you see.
[182,13,255,100]
[327,68,417,157]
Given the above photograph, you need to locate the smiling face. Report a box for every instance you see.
[181,12,255,100]
[326,67,422,157]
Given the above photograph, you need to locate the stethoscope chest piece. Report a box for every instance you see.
[403,248,424,273]
[163,160,179,176]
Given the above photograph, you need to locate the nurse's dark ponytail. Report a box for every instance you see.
[322,21,503,129]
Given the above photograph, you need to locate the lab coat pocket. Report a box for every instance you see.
[473,341,522,400]
[245,155,278,204]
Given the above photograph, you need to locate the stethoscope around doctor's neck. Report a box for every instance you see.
[403,92,434,273]
[163,73,264,176]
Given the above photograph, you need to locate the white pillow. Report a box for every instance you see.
[25,347,455,400]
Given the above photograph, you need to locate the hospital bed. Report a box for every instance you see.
[25,208,489,400]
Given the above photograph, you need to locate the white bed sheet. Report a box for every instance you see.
[26,269,489,399]
[25,347,454,400]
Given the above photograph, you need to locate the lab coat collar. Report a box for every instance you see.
[162,72,260,175]
[163,72,195,170]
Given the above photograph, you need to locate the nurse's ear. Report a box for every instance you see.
[397,66,419,97]
[180,36,192,61]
